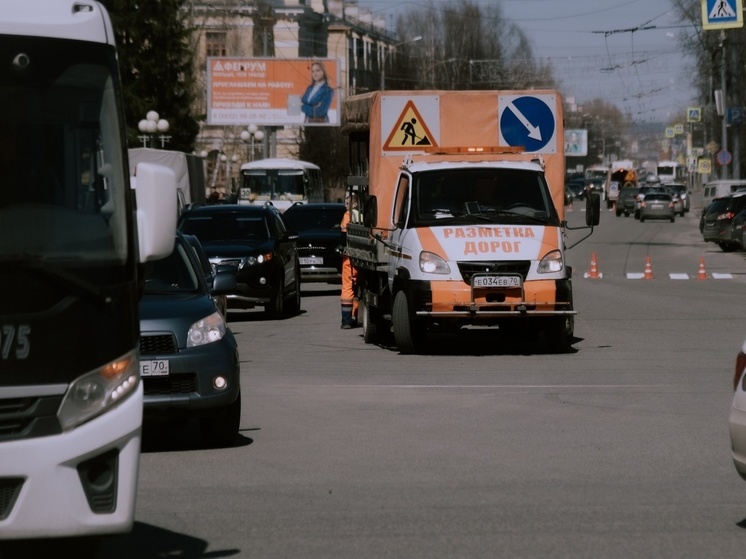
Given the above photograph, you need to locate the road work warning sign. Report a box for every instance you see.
[383,100,438,151]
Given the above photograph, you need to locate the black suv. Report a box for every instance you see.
[282,202,346,284]
[702,192,746,251]
[178,204,301,317]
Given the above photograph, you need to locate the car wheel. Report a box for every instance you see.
[624,212,630,217]
[265,281,285,318]
[671,216,675,223]
[285,266,301,316]
[200,391,241,448]
[640,215,645,222]
[544,316,574,354]
[392,290,427,354]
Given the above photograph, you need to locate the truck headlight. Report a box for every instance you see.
[58,350,139,432]
[538,249,564,274]
[420,251,450,274]
[187,311,227,347]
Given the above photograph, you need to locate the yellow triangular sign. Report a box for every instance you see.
[383,100,438,151]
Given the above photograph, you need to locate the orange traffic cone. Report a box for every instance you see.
[643,255,654,280]
[584,252,602,279]
[697,256,708,280]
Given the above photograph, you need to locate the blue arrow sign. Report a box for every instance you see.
[498,95,556,154]
[703,0,743,30]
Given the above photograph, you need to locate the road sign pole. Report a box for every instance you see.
[721,30,729,179]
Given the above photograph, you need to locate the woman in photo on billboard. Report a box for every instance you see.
[301,61,333,124]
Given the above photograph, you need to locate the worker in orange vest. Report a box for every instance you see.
[340,193,359,329]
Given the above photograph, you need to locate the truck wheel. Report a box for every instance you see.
[361,298,379,344]
[545,316,574,354]
[392,291,426,354]
[200,391,241,448]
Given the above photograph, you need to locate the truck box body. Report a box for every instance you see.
[343,90,587,353]
[129,147,206,211]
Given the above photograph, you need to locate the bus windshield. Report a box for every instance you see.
[0,37,128,264]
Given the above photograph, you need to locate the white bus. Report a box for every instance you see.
[656,160,687,183]
[238,158,324,212]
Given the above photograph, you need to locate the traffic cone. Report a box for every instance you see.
[697,256,708,280]
[643,255,654,280]
[584,252,602,279]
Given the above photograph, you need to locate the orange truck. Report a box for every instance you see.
[342,90,599,353]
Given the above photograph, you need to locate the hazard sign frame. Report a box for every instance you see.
[380,95,440,154]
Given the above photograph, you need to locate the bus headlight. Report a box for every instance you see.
[58,350,139,432]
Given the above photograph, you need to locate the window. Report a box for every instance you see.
[206,32,227,57]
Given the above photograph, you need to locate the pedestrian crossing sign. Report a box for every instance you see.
[382,99,439,152]
[702,0,743,30]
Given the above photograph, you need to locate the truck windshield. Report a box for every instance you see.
[0,36,128,265]
[413,168,560,226]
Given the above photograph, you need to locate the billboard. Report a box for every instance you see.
[564,129,587,157]
[207,58,341,127]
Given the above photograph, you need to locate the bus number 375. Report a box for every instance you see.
[2,324,30,360]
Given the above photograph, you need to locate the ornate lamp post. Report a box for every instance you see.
[240,124,265,162]
[137,110,171,148]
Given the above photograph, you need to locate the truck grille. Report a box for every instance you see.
[457,261,531,283]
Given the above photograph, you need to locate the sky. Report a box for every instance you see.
[355,0,699,124]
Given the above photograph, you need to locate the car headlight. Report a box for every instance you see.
[537,249,564,274]
[420,251,450,274]
[188,311,227,347]
[241,252,273,268]
[57,350,139,432]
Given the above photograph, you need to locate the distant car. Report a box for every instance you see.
[282,202,347,283]
[638,191,675,222]
[663,182,690,213]
[616,186,640,217]
[140,232,241,448]
[634,186,665,219]
[565,179,587,202]
[664,186,685,217]
[702,192,746,251]
[178,204,302,317]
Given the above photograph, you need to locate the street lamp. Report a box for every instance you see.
[137,110,171,148]
[380,35,422,91]
[240,124,265,161]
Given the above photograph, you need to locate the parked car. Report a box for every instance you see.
[182,232,229,318]
[282,202,347,283]
[702,192,746,251]
[616,186,640,217]
[663,182,690,213]
[638,191,675,222]
[729,208,746,251]
[140,232,241,448]
[178,204,301,317]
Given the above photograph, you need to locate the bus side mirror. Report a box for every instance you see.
[586,193,601,227]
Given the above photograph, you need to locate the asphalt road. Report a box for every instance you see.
[88,198,746,558]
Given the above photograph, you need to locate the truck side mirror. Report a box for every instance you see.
[363,195,377,227]
[586,193,601,227]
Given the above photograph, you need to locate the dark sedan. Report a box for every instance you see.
[178,204,301,317]
[140,232,241,448]
[282,202,347,283]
